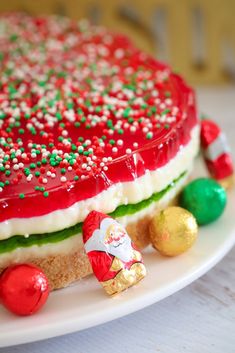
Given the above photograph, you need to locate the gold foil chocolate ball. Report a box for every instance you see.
[149,206,198,256]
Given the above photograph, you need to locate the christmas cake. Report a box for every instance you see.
[0,13,199,289]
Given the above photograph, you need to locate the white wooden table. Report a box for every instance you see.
[1,87,235,353]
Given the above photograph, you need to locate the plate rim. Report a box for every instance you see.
[1,216,235,348]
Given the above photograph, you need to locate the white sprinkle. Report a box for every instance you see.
[117,139,123,146]
[143,127,149,133]
[61,176,67,182]
[26,174,33,182]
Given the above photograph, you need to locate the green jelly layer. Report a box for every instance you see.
[0,172,185,254]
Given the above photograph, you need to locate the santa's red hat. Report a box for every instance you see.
[82,211,111,244]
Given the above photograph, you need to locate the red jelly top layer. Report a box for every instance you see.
[0,13,198,221]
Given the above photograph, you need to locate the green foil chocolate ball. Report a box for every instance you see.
[179,178,227,225]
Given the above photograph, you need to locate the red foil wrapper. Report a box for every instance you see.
[201,119,234,185]
[0,264,50,316]
[83,211,146,295]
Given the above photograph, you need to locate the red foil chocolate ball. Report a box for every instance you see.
[0,264,50,316]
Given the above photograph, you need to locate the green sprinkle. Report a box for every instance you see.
[85,100,91,107]
[95,106,102,112]
[19,193,25,199]
[109,139,115,145]
[30,163,36,169]
[146,132,153,139]
[67,102,74,109]
[0,112,6,120]
[24,168,30,176]
[10,34,18,42]
[118,129,124,135]
[107,120,113,128]
[123,84,136,91]
[165,91,171,97]
[5,170,11,176]
[61,168,66,174]
[38,81,46,87]
[18,128,25,134]
[56,112,62,121]
[74,175,79,181]
[75,122,81,127]
[43,191,49,197]
[161,108,171,115]
[35,186,41,191]
[35,171,40,177]
[123,108,131,118]
[42,158,47,165]
[164,124,170,129]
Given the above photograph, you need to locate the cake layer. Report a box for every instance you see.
[0,171,188,269]
[0,125,199,239]
[0,14,198,222]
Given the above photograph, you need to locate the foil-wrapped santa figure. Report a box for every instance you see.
[201,119,234,188]
[83,211,146,295]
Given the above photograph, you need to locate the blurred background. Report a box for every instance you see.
[0,0,235,85]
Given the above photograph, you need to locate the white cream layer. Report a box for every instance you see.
[0,172,189,268]
[0,125,200,240]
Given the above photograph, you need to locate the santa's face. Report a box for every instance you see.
[84,217,133,263]
[104,224,127,248]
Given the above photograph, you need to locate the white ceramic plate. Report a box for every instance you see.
[0,165,235,348]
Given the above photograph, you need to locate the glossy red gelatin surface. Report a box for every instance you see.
[0,14,198,221]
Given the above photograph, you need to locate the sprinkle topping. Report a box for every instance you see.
[0,13,197,221]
